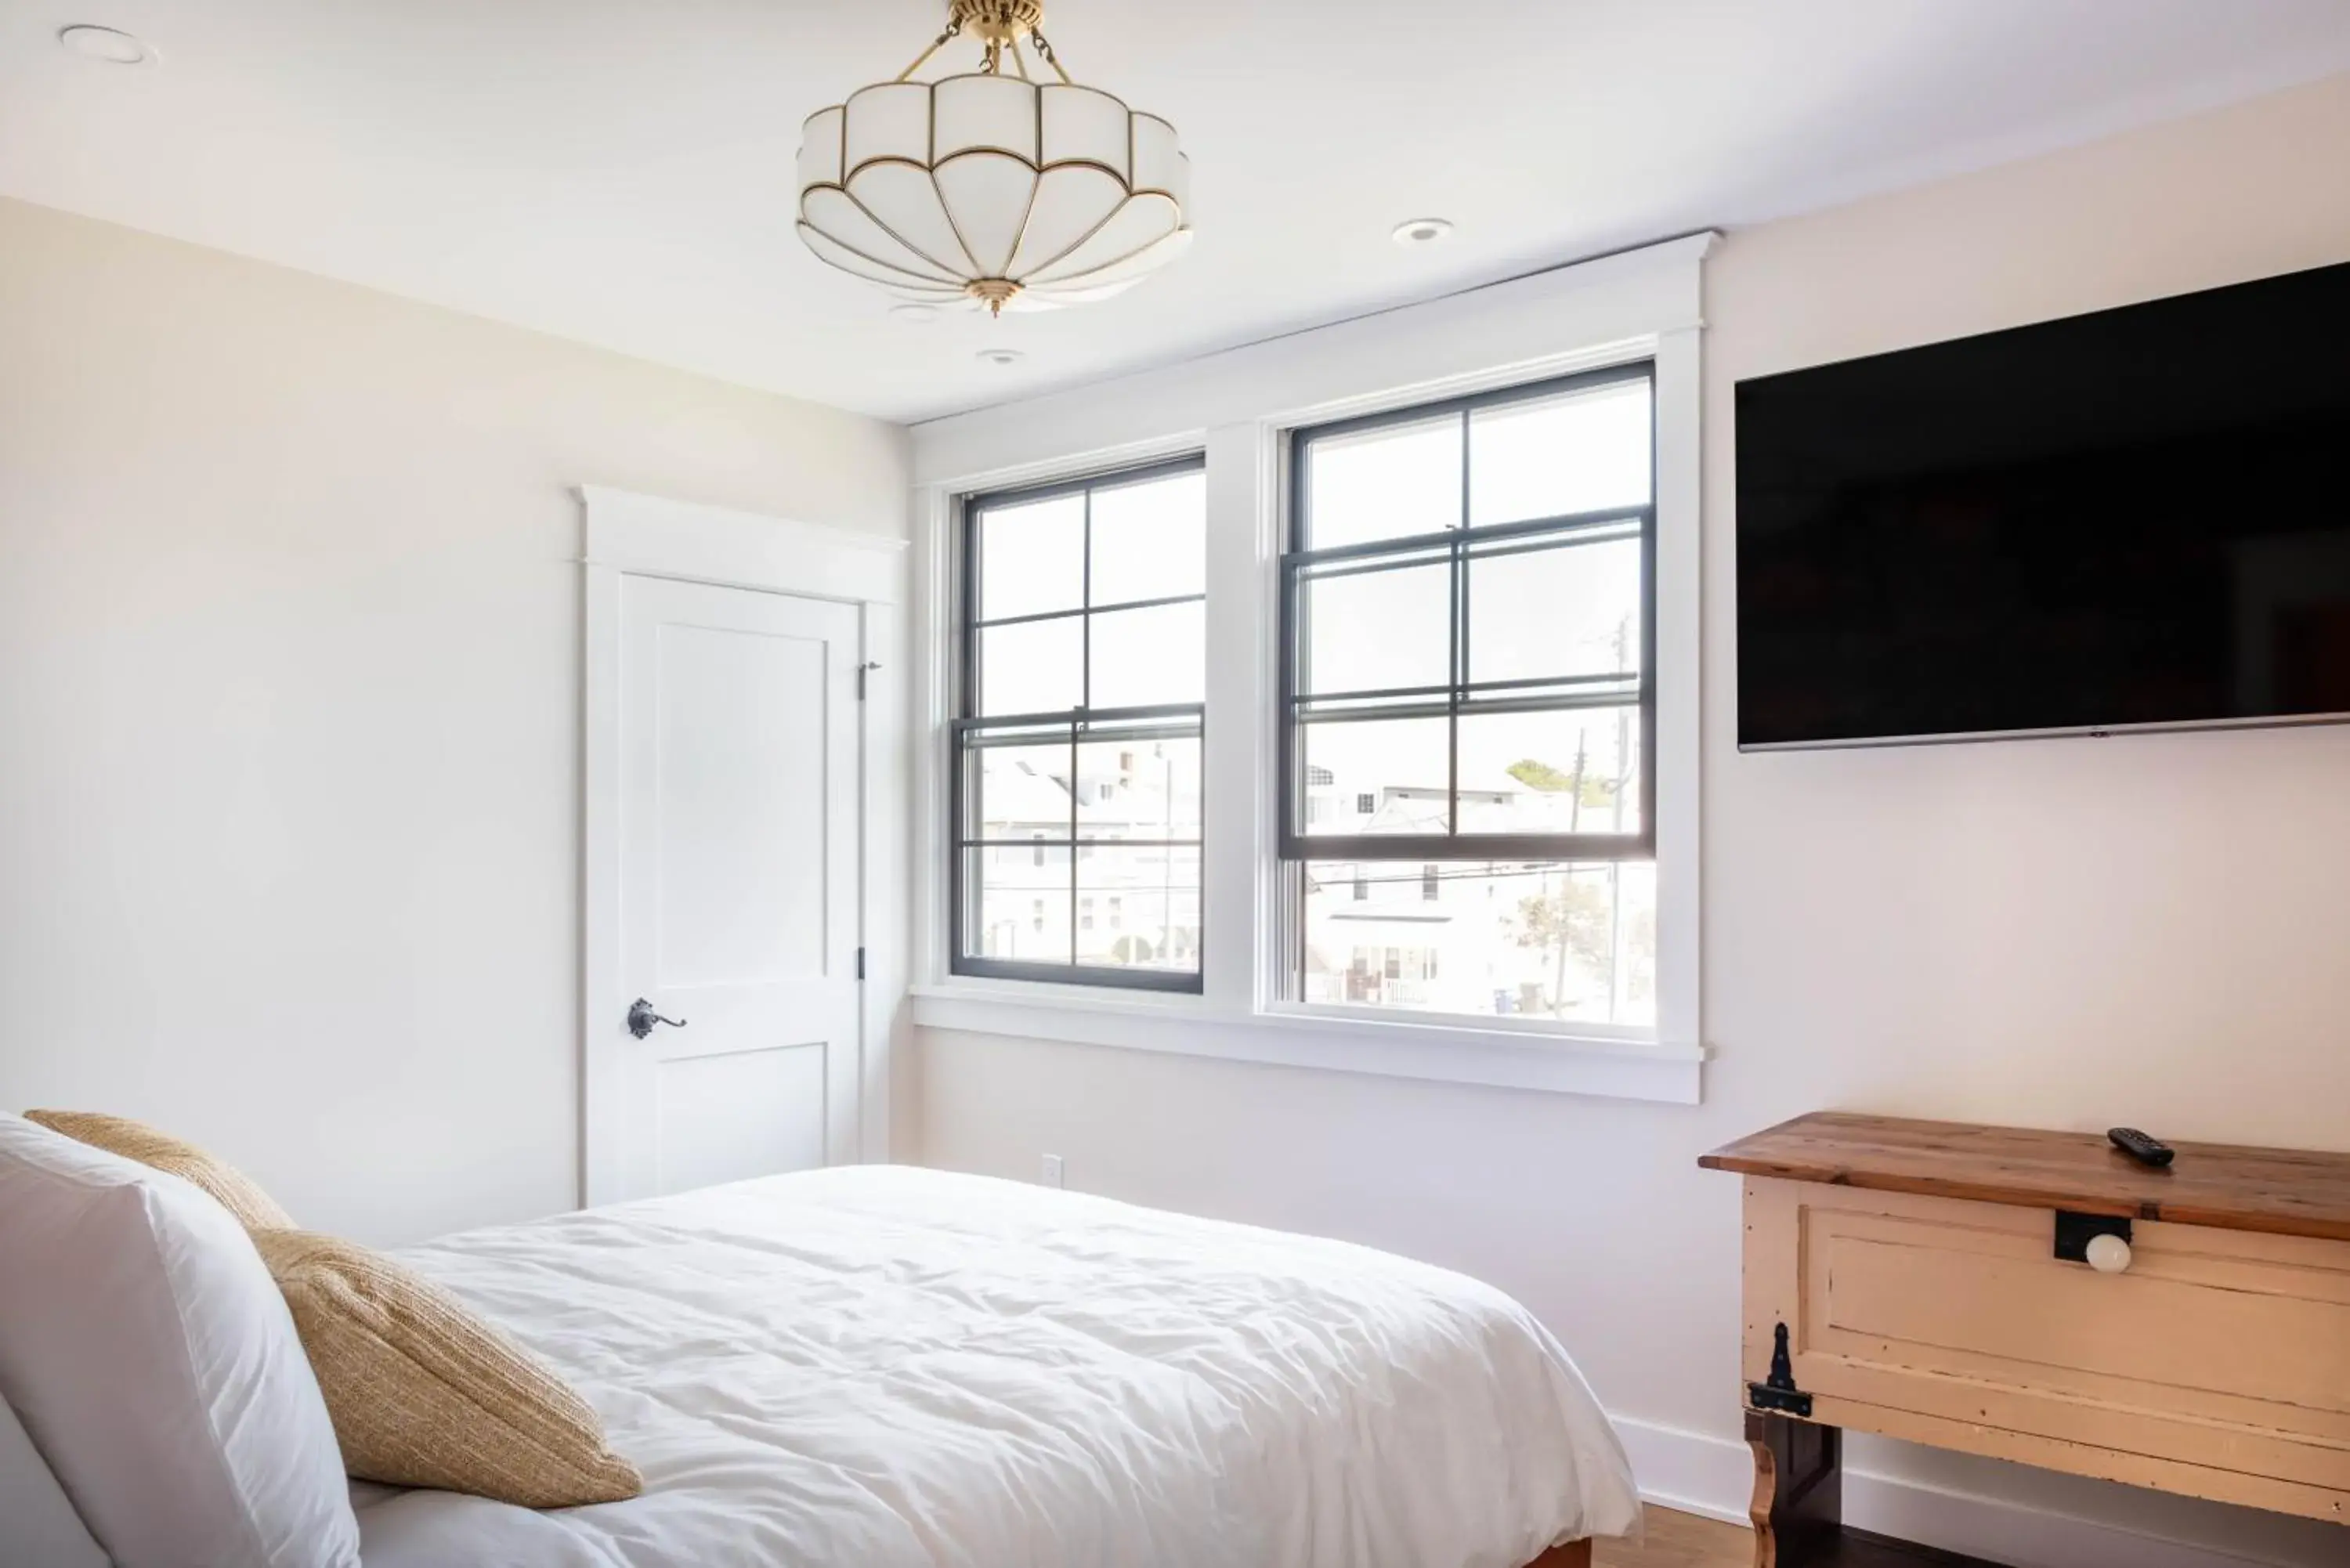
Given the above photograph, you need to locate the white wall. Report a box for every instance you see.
[0,196,910,1245]
[913,72,2350,1567]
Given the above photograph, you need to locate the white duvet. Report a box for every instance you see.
[355,1166,1640,1568]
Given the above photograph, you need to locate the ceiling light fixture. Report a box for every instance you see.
[976,347,1026,367]
[1392,218,1455,246]
[796,1,1191,319]
[888,303,941,323]
[58,23,153,65]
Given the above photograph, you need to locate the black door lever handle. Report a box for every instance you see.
[626,998,688,1039]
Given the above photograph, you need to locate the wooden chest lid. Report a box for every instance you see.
[1699,1111,2350,1243]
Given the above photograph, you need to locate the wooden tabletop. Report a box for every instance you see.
[1699,1112,2350,1242]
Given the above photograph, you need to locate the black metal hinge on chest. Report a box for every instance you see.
[1748,1321,1813,1417]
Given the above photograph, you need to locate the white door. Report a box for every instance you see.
[590,573,862,1202]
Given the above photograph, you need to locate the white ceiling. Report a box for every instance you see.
[5,2,2348,424]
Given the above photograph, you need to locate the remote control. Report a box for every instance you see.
[2108,1127,2175,1168]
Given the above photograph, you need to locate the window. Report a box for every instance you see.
[913,240,1708,1102]
[1282,366,1658,1027]
[952,457,1206,990]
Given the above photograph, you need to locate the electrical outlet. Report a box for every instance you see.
[1040,1153,1065,1189]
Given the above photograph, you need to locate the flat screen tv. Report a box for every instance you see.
[1736,260,2350,749]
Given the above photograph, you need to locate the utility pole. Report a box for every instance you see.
[1609,615,1632,1019]
[1556,731,1587,1013]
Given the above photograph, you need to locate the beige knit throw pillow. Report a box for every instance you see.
[24,1109,296,1231]
[253,1230,642,1508]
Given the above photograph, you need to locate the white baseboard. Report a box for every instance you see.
[1609,1416,2339,1568]
[1613,1416,1755,1527]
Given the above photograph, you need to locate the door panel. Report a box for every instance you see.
[655,1043,827,1194]
[653,622,830,988]
[596,574,862,1202]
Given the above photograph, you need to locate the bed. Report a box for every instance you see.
[350,1165,1641,1568]
[1,1132,1640,1567]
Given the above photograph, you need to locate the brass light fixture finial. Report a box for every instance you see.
[951,0,1047,47]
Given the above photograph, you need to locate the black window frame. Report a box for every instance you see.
[1278,363,1659,867]
[949,453,1207,993]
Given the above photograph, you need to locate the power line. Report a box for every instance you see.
[1305,862,1636,891]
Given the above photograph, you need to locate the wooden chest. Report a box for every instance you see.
[1702,1115,2350,1564]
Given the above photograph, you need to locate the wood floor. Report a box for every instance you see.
[1592,1505,1753,1568]
[1590,1507,1997,1568]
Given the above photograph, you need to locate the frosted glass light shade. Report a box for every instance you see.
[797,74,1191,313]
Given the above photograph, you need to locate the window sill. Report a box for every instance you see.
[907,984,1706,1104]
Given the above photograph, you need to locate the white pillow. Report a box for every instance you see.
[0,1114,361,1568]
[0,1390,107,1568]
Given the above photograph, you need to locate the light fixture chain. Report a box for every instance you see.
[1028,27,1074,85]
[895,19,963,82]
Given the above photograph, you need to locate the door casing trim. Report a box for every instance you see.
[579,486,909,1207]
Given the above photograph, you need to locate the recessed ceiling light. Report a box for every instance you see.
[58,24,154,65]
[1392,217,1455,246]
[888,304,939,323]
[976,348,1025,367]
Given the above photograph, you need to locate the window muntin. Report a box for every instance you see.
[1283,367,1656,1025]
[953,458,1206,991]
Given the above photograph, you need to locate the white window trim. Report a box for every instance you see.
[907,233,1716,1104]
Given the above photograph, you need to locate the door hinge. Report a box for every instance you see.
[855,947,866,981]
[856,660,880,700]
[1748,1321,1813,1418]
